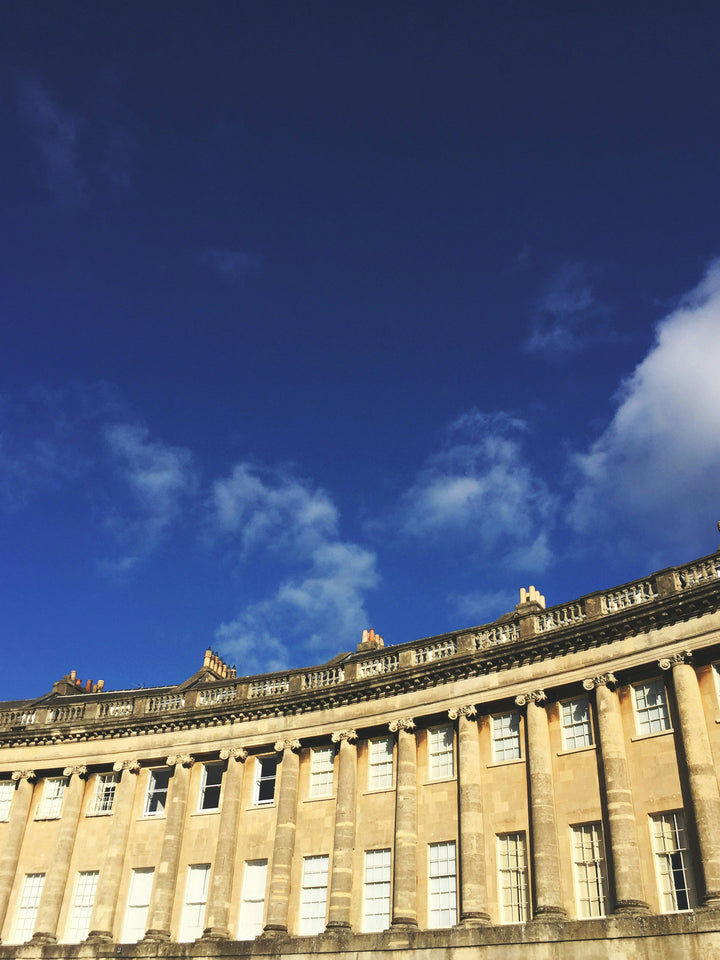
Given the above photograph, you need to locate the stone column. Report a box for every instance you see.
[449,706,490,925]
[660,653,720,908]
[583,674,649,914]
[264,739,301,934]
[390,718,417,928]
[202,747,248,940]
[0,771,36,940]
[515,691,566,921]
[327,730,357,931]
[31,765,88,943]
[86,760,141,942]
[144,755,195,941]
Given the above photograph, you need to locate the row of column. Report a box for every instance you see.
[1,653,719,943]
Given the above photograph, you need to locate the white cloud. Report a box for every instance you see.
[571,259,720,549]
[400,411,556,569]
[525,262,613,353]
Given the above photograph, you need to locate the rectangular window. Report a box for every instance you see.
[492,713,521,762]
[36,777,67,819]
[571,823,608,917]
[498,832,529,923]
[122,868,154,942]
[64,871,99,942]
[561,699,593,750]
[633,680,671,735]
[362,849,391,932]
[428,841,457,928]
[253,756,278,805]
[178,864,210,941]
[428,725,454,780]
[368,737,393,790]
[198,764,223,811]
[238,860,267,940]
[89,773,119,816]
[298,855,329,935]
[0,780,14,821]
[10,873,45,943]
[309,746,335,799]
[651,811,693,911]
[144,769,170,817]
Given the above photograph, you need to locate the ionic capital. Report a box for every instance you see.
[62,764,88,778]
[582,673,617,691]
[219,746,248,762]
[166,754,195,768]
[112,759,141,774]
[389,718,415,733]
[11,769,36,782]
[274,738,301,753]
[515,690,546,707]
[331,729,357,743]
[448,704,477,721]
[658,651,693,671]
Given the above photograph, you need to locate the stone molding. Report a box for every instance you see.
[274,738,301,752]
[659,651,693,670]
[514,690,546,707]
[112,759,141,773]
[11,769,36,781]
[219,746,248,761]
[448,704,477,720]
[166,754,195,768]
[62,764,88,777]
[331,729,358,743]
[582,673,617,690]
[389,718,415,733]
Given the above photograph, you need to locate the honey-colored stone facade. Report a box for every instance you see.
[2,551,720,959]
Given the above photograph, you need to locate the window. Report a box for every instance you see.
[362,849,391,932]
[561,699,593,750]
[309,746,335,799]
[64,871,99,942]
[36,777,67,819]
[298,855,329,935]
[89,773,118,816]
[144,769,170,817]
[492,713,521,762]
[498,833,529,923]
[238,860,267,940]
[253,756,278,805]
[633,680,670,735]
[179,864,210,941]
[571,823,608,917]
[428,726,454,780]
[651,811,694,912]
[122,868,154,942]
[10,873,45,943]
[198,764,223,812]
[428,841,457,928]
[0,780,14,821]
[368,737,393,790]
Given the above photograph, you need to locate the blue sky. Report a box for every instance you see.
[1,2,719,701]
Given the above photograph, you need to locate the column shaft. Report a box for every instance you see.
[391,722,417,927]
[203,753,246,939]
[455,710,490,924]
[0,775,35,940]
[327,735,357,929]
[264,744,300,933]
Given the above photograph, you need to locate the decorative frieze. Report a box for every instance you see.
[274,738,301,752]
[582,673,617,690]
[389,718,415,732]
[658,651,692,670]
[11,769,36,781]
[112,759,141,773]
[514,689,546,707]
[448,704,477,720]
[166,754,194,768]
[62,764,88,778]
[331,729,358,743]
[219,746,248,761]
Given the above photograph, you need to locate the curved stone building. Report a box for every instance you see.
[1,549,720,959]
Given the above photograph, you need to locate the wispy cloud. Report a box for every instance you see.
[571,259,720,551]
[525,262,613,353]
[16,77,88,208]
[400,410,555,570]
[211,465,378,673]
[201,248,261,282]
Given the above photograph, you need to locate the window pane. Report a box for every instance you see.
[199,764,223,811]
[0,781,14,821]
[369,737,393,790]
[571,823,607,917]
[11,874,45,943]
[651,811,693,911]
[122,868,154,942]
[310,747,335,799]
[91,773,119,815]
[363,849,391,932]
[428,726,454,780]
[65,871,99,942]
[562,699,593,750]
[145,769,170,816]
[179,865,210,941]
[238,860,268,940]
[255,756,278,805]
[37,778,67,819]
[298,855,329,935]
[634,681,670,735]
[492,713,521,761]
[428,841,457,927]
[498,833,529,923]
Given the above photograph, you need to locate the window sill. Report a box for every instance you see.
[85,810,113,818]
[423,776,457,786]
[248,803,275,810]
[34,814,61,821]
[304,795,335,803]
[486,757,524,768]
[139,813,166,820]
[362,787,395,796]
[557,745,595,757]
[191,808,220,817]
[631,728,674,742]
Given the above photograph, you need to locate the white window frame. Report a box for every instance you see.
[428,841,457,928]
[362,849,391,932]
[198,764,223,812]
[497,832,529,923]
[650,811,694,912]
[0,780,14,821]
[561,698,593,750]
[121,868,154,942]
[428,725,454,780]
[368,736,394,790]
[178,864,210,941]
[253,756,278,806]
[309,746,335,799]
[492,713,522,762]
[36,777,67,820]
[238,859,268,940]
[89,772,119,816]
[571,822,608,918]
[298,855,329,935]
[143,768,170,817]
[632,680,671,736]
[64,870,99,942]
[9,873,45,943]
